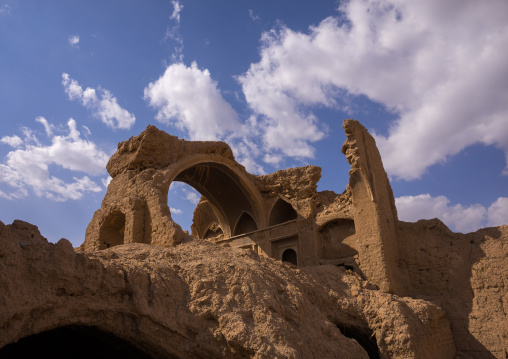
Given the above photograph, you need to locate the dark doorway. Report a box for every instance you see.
[0,326,155,359]
[282,248,298,265]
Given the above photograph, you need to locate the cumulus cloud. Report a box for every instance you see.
[0,118,109,201]
[62,73,135,130]
[227,135,266,174]
[144,62,240,141]
[238,0,508,178]
[182,187,200,206]
[396,194,508,233]
[170,207,183,215]
[487,197,508,227]
[68,35,80,48]
[0,135,23,148]
[238,33,327,158]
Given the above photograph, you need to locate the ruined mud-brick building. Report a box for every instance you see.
[1,120,506,358]
[82,120,406,293]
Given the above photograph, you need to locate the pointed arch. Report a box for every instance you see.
[203,222,223,239]
[269,198,297,227]
[233,212,257,236]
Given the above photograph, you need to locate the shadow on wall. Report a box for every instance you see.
[99,211,126,250]
[233,212,257,236]
[269,199,298,227]
[401,220,503,358]
[319,219,357,260]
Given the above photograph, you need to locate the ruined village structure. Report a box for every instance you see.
[0,120,506,358]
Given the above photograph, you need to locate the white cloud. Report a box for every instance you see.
[143,61,318,172]
[68,35,80,48]
[238,0,508,179]
[144,62,240,141]
[1,135,23,148]
[487,197,508,227]
[101,176,112,188]
[169,181,182,192]
[36,116,54,136]
[0,118,109,201]
[396,194,508,233]
[170,207,183,215]
[183,187,200,205]
[170,1,183,23]
[62,73,135,130]
[164,1,184,62]
[238,37,327,158]
[227,137,266,174]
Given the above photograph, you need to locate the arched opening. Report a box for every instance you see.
[167,182,201,233]
[233,212,257,236]
[0,325,157,359]
[171,162,258,237]
[281,248,298,265]
[269,199,297,226]
[335,324,380,359]
[203,221,223,239]
[98,211,125,249]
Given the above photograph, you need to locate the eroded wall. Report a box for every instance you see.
[0,219,456,359]
[78,121,507,357]
[399,220,508,358]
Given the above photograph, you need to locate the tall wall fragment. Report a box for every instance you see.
[341,119,409,295]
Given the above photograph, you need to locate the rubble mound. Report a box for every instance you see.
[0,220,454,358]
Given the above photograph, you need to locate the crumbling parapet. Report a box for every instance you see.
[341,119,409,295]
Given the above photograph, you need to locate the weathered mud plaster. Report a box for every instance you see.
[341,119,409,295]
[83,120,409,291]
[2,119,507,357]
[81,120,407,294]
[82,125,265,251]
[0,220,456,358]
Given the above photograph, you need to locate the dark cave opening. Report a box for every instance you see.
[336,325,380,359]
[0,325,155,359]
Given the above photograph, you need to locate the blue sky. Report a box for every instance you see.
[1,0,507,247]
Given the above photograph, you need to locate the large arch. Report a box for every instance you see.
[164,155,265,238]
[83,128,267,250]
